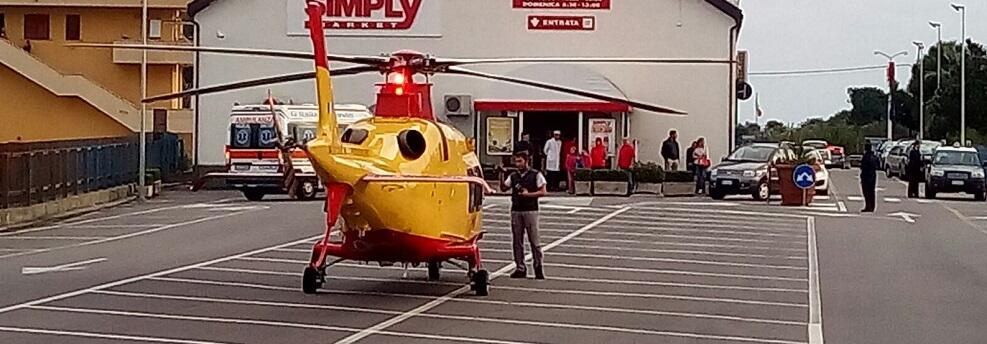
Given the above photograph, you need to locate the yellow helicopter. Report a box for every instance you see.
[72,0,731,296]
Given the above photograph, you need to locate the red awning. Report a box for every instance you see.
[473,100,631,113]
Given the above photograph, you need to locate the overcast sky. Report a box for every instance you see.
[736,0,986,126]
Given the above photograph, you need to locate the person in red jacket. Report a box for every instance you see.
[564,146,580,194]
[618,138,637,194]
[590,138,607,169]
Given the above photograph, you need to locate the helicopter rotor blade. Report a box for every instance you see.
[443,67,687,115]
[434,57,734,67]
[67,43,388,65]
[142,66,377,103]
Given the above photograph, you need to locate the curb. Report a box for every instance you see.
[0,196,137,234]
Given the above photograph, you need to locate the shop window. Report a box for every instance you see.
[24,14,50,40]
[65,15,80,41]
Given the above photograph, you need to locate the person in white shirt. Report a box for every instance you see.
[543,130,563,191]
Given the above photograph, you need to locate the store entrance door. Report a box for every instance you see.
[522,111,579,172]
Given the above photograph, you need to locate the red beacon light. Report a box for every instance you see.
[374,66,434,120]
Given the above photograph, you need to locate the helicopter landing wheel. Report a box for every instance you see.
[302,266,323,294]
[471,269,489,296]
[427,261,441,281]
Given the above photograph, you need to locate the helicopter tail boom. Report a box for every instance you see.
[305,1,341,151]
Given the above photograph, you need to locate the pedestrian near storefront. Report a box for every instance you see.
[906,140,924,198]
[618,138,637,195]
[513,132,533,156]
[498,152,547,279]
[543,130,563,191]
[685,140,697,173]
[692,137,710,194]
[591,138,608,169]
[661,130,681,171]
[565,146,580,194]
[860,144,879,212]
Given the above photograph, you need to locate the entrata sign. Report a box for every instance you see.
[528,15,595,31]
[287,0,441,37]
[513,0,611,10]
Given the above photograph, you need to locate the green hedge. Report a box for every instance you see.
[664,170,695,183]
[632,162,664,183]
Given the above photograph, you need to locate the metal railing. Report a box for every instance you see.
[0,137,139,209]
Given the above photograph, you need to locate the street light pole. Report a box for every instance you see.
[913,41,925,140]
[875,50,909,141]
[952,3,966,144]
[139,0,147,201]
[929,21,942,91]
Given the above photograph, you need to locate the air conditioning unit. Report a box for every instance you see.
[443,95,473,116]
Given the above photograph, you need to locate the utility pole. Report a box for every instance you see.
[952,3,967,144]
[874,50,908,141]
[139,0,148,201]
[929,21,942,91]
[913,41,925,140]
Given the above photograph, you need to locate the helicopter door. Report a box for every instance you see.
[467,166,484,213]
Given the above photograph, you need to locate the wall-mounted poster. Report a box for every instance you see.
[486,117,515,156]
[588,118,616,156]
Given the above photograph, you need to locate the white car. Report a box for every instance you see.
[805,149,830,195]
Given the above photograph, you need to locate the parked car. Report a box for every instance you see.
[925,146,987,200]
[804,149,830,195]
[878,139,908,170]
[886,140,942,180]
[802,140,834,166]
[848,154,863,167]
[709,144,793,200]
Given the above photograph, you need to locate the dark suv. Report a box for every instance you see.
[925,147,987,200]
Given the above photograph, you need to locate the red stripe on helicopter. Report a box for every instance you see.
[306,1,330,69]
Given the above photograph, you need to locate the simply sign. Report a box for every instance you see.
[528,15,596,31]
[793,164,816,189]
[287,0,441,37]
[513,0,611,10]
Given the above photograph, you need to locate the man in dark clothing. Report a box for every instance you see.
[498,152,547,279]
[513,132,533,156]
[661,130,681,171]
[906,140,924,198]
[860,145,880,212]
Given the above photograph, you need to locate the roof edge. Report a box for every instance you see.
[191,0,742,25]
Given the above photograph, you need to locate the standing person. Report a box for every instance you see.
[685,140,697,174]
[906,140,924,198]
[591,138,607,169]
[661,130,681,171]
[692,138,710,194]
[860,144,880,212]
[543,130,563,191]
[565,146,580,194]
[498,152,547,279]
[513,132,533,156]
[618,138,637,194]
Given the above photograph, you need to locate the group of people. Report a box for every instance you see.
[661,130,711,194]
[513,131,639,194]
[857,140,926,213]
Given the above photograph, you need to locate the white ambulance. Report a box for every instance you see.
[201,103,372,201]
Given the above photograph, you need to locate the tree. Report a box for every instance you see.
[847,87,888,125]
[906,40,987,142]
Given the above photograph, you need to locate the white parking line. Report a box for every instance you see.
[476,258,806,282]
[522,228,805,243]
[0,198,238,237]
[81,288,803,344]
[883,197,902,203]
[482,233,807,250]
[618,212,803,225]
[595,223,807,237]
[601,219,805,232]
[0,326,229,344]
[28,304,529,344]
[479,237,808,253]
[837,201,848,213]
[807,217,824,344]
[482,248,807,270]
[533,243,807,260]
[0,234,323,315]
[65,224,167,229]
[0,236,107,240]
[153,276,809,326]
[0,209,260,260]
[333,207,632,344]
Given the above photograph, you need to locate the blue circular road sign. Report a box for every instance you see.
[793,164,816,189]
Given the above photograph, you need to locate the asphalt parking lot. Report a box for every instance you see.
[0,196,819,344]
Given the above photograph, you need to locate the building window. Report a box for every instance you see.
[65,14,80,41]
[24,14,50,40]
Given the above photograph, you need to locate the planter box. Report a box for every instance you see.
[145,180,163,198]
[661,182,696,197]
[592,181,629,196]
[775,164,815,206]
[635,183,662,195]
[575,181,593,195]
